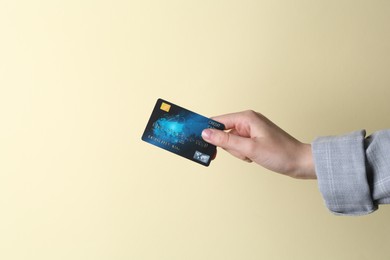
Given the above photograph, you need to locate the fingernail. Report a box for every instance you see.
[202,129,212,140]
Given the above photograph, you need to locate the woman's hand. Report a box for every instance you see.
[202,110,316,179]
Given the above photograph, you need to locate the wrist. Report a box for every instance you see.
[292,143,317,179]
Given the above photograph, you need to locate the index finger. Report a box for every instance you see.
[210,112,243,130]
[211,110,255,130]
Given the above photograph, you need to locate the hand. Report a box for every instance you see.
[202,110,316,179]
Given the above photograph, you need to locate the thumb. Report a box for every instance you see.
[202,128,248,151]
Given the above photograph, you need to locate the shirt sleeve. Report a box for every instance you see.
[312,129,390,216]
[366,130,390,204]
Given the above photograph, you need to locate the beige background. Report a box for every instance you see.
[1,0,390,259]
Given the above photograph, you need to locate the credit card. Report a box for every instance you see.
[141,98,225,166]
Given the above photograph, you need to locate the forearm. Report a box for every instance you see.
[366,129,390,204]
[290,143,316,180]
[312,129,390,216]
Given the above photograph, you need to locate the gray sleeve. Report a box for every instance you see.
[366,130,390,205]
[312,129,390,216]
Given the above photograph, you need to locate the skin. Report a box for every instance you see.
[201,110,316,179]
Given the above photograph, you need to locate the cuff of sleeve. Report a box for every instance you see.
[366,130,390,204]
[312,130,377,216]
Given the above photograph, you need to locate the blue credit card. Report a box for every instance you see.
[141,98,225,166]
